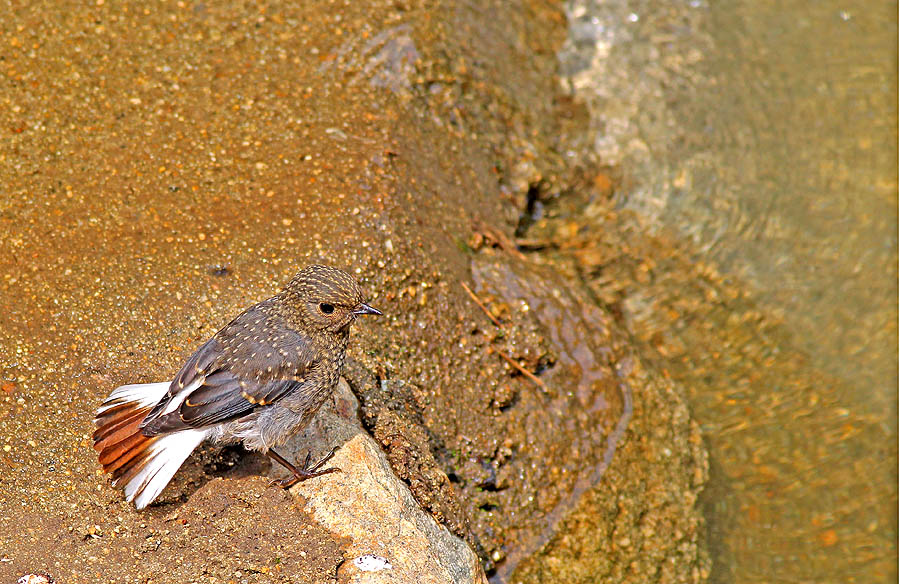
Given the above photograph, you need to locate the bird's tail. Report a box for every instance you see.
[93,382,207,509]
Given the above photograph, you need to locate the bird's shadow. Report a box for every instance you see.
[147,443,269,509]
[150,431,359,509]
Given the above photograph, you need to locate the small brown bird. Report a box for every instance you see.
[93,265,381,509]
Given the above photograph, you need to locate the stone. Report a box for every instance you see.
[282,379,487,584]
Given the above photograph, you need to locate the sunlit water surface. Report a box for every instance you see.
[558,0,897,581]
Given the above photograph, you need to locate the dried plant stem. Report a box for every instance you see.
[460,281,502,328]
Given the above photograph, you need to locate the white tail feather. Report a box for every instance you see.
[96,382,170,414]
[122,428,209,509]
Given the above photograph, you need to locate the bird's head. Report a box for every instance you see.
[283,264,381,334]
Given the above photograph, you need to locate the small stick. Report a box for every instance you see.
[472,219,528,260]
[461,282,546,390]
[461,282,502,328]
[494,348,547,390]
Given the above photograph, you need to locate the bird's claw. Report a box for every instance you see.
[268,446,341,490]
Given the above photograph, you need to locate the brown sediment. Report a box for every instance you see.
[0,0,710,582]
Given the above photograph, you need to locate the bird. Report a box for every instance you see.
[92,264,381,509]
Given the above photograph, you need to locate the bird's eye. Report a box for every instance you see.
[319,303,335,315]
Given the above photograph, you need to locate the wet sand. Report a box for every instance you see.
[1,1,708,582]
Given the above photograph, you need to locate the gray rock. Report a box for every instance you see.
[279,379,487,584]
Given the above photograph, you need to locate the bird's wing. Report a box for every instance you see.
[140,304,320,435]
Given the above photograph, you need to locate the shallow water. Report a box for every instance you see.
[558,0,897,581]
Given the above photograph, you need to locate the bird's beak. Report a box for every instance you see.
[353,303,382,316]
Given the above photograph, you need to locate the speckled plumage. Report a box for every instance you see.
[93,265,380,509]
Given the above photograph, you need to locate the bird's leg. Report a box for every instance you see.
[266,447,340,489]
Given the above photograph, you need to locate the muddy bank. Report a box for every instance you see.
[0,1,707,582]
[515,180,897,581]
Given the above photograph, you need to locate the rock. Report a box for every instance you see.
[17,576,55,584]
[280,379,487,584]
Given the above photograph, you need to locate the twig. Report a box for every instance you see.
[461,282,546,390]
[514,237,554,251]
[460,281,502,328]
[472,219,528,260]
[494,348,547,390]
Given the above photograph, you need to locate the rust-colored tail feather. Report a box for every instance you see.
[94,403,155,472]
[93,402,149,445]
